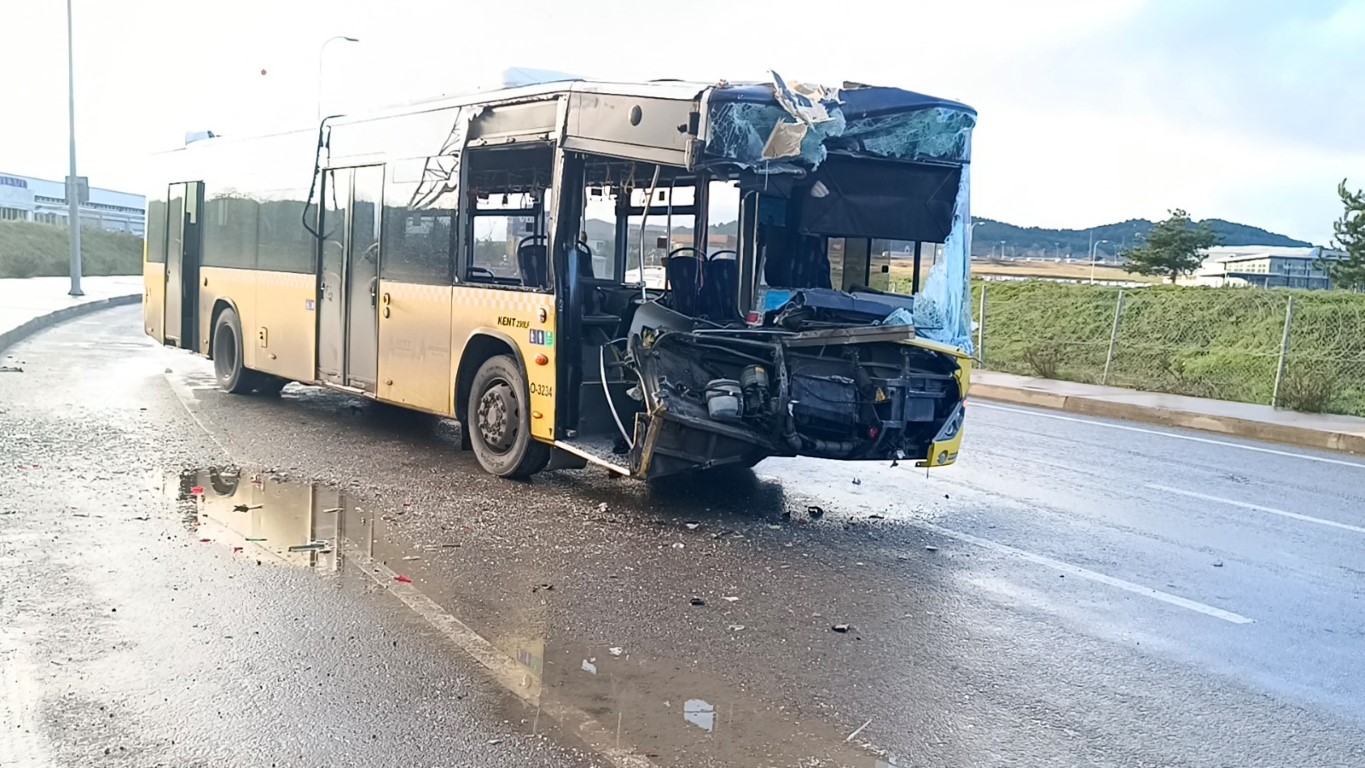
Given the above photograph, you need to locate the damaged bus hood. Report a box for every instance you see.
[618,299,967,479]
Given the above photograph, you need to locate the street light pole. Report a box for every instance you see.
[1089,239,1109,284]
[65,0,83,296]
[317,36,360,121]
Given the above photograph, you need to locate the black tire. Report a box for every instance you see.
[212,308,256,394]
[467,354,549,478]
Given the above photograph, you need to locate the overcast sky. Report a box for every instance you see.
[2,0,1360,244]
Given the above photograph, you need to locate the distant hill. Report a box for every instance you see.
[972,217,1312,259]
[585,215,1312,259]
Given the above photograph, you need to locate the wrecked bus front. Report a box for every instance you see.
[620,289,968,479]
[607,78,976,478]
[546,74,974,480]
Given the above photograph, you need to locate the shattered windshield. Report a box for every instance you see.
[704,74,976,353]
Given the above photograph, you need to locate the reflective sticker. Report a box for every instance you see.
[529,329,555,347]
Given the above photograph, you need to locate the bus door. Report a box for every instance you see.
[163,181,203,350]
[317,166,382,391]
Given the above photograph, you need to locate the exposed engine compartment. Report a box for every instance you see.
[615,296,963,478]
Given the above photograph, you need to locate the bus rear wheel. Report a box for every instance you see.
[467,354,549,479]
[212,308,257,394]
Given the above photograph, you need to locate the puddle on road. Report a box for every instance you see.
[164,467,902,768]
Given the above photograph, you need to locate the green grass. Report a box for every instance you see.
[973,281,1365,418]
[0,220,143,278]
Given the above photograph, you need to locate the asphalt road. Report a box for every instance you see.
[3,305,1364,767]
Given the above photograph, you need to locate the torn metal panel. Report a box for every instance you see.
[913,163,973,352]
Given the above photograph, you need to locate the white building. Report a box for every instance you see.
[1179,245,1346,290]
[0,172,145,236]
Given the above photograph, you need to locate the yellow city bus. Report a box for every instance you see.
[144,75,976,480]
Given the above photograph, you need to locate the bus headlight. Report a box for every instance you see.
[932,403,964,443]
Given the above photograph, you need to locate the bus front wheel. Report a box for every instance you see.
[467,354,549,479]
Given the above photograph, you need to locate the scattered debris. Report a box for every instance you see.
[690,597,706,606]
[684,521,700,530]
[401,555,421,562]
[190,486,204,496]
[245,537,266,542]
[131,515,149,521]
[1212,561,1224,568]
[943,494,950,500]
[232,546,243,553]
[198,538,211,543]
[807,505,825,519]
[852,477,861,485]
[232,503,262,512]
[727,624,746,632]
[844,718,873,743]
[671,542,685,549]
[831,624,850,633]
[596,502,609,513]
[322,507,343,514]
[531,583,553,593]
[0,366,23,373]
[608,647,623,656]
[287,541,329,552]
[868,514,884,521]
[394,575,413,584]
[924,545,939,552]
[722,596,739,602]
[767,524,782,530]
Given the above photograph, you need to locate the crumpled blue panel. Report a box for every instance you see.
[914,163,973,353]
[836,107,975,164]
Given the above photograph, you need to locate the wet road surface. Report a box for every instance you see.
[3,305,1364,767]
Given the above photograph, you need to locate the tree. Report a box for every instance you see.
[1123,209,1219,284]
[1319,179,1365,291]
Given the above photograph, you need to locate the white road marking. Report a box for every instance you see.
[1148,484,1365,535]
[972,402,1365,470]
[917,521,1254,625]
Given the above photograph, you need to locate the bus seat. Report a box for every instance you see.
[702,251,741,322]
[517,236,548,289]
[665,247,704,317]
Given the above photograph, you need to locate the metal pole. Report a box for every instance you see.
[975,281,987,367]
[1102,289,1126,385]
[65,0,83,296]
[1271,296,1296,408]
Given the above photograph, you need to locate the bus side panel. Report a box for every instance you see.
[449,287,557,441]
[144,261,165,343]
[199,267,259,369]
[253,270,318,383]
[143,190,168,343]
[377,280,454,415]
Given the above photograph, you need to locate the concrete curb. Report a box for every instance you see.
[0,294,140,357]
[970,382,1365,456]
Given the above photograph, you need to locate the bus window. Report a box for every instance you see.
[471,191,544,284]
[626,184,695,289]
[465,144,553,289]
[382,157,458,285]
[581,187,619,282]
[706,180,740,257]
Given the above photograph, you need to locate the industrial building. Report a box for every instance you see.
[1179,245,1346,290]
[0,171,145,236]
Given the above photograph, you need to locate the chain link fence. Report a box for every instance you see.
[973,282,1365,418]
